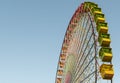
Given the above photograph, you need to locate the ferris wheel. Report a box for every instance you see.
[55,2,114,83]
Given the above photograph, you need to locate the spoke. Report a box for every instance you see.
[73,13,91,75]
[74,32,93,77]
[73,41,95,82]
[80,70,96,83]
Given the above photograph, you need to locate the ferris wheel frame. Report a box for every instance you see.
[55,2,114,83]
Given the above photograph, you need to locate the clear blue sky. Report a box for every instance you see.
[0,0,119,83]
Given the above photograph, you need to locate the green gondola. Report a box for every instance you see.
[99,47,112,62]
[97,22,108,34]
[98,33,111,47]
[91,7,102,15]
[95,13,105,23]
[89,2,98,9]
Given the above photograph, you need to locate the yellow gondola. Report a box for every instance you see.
[97,22,108,34]
[99,47,112,62]
[98,33,111,47]
[95,13,105,23]
[88,2,98,9]
[83,2,98,11]
[100,64,114,79]
[92,7,102,15]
